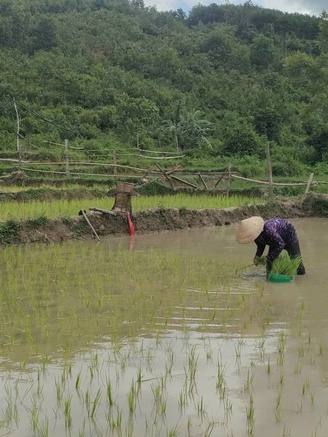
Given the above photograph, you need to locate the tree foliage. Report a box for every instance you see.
[0,0,326,166]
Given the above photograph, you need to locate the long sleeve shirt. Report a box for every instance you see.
[254,218,298,265]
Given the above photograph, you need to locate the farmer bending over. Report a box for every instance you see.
[236,216,306,276]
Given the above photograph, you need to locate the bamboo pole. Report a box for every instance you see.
[81,210,100,240]
[90,207,115,215]
[198,173,208,189]
[155,163,175,190]
[214,170,227,188]
[230,173,310,186]
[169,174,198,189]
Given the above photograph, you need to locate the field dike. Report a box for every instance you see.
[1,192,327,246]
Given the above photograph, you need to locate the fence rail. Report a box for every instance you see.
[0,140,324,194]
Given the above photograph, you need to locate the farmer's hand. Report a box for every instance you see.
[253,256,261,266]
[253,256,266,266]
[259,256,267,265]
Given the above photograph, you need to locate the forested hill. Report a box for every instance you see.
[1,0,328,175]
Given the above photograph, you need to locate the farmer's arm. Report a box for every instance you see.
[266,232,285,267]
[255,241,265,258]
[253,236,266,265]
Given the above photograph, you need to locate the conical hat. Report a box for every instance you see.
[236,216,264,244]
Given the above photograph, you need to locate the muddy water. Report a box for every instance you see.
[0,217,328,437]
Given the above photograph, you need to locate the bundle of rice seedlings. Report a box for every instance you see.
[270,253,302,276]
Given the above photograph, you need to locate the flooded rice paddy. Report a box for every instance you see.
[0,217,327,437]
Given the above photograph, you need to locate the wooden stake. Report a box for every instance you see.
[64,139,70,177]
[155,163,175,190]
[113,150,117,177]
[81,210,100,240]
[215,170,227,188]
[265,141,273,196]
[198,173,208,189]
[169,174,198,189]
[13,98,22,169]
[226,164,232,195]
[305,172,314,194]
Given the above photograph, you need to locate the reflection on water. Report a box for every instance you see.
[0,218,328,436]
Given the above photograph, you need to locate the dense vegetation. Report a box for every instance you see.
[0,0,328,180]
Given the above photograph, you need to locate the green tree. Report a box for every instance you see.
[221,112,261,156]
[250,35,277,69]
[160,106,212,151]
[317,11,328,53]
[30,18,57,52]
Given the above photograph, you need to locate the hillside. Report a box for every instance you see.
[0,0,328,180]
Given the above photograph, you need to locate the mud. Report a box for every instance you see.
[9,192,327,246]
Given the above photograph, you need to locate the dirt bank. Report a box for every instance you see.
[3,192,324,246]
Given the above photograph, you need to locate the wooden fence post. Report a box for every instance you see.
[265,141,273,196]
[13,98,22,170]
[198,173,208,190]
[64,139,70,177]
[226,164,232,195]
[305,172,314,194]
[113,150,117,177]
[214,169,227,188]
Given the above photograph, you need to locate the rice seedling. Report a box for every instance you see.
[75,371,82,390]
[90,388,102,418]
[0,193,262,221]
[38,417,49,437]
[168,424,179,437]
[128,380,137,414]
[234,340,243,361]
[197,396,205,416]
[216,353,227,399]
[29,396,40,433]
[204,421,215,437]
[243,370,254,393]
[246,393,255,436]
[270,253,302,276]
[3,386,18,429]
[0,222,324,437]
[283,425,291,437]
[275,388,283,422]
[294,362,302,374]
[63,395,73,429]
[277,332,286,366]
[258,338,266,362]
[310,392,315,405]
[224,397,233,422]
[178,389,187,412]
[302,379,309,396]
[105,378,115,408]
[188,345,198,386]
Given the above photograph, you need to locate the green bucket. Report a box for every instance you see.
[268,273,294,283]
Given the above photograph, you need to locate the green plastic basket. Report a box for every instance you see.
[268,273,294,283]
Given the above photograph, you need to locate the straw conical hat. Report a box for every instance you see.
[236,216,264,244]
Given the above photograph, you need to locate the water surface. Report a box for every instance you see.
[0,217,327,437]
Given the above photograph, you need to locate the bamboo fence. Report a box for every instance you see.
[0,140,324,194]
